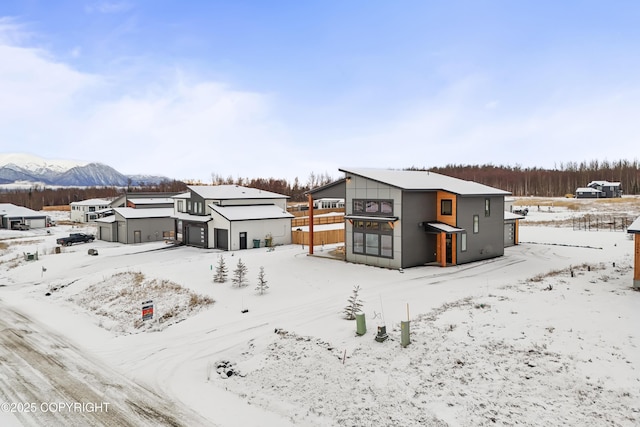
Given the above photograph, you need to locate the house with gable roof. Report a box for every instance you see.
[309,168,512,269]
[173,185,293,250]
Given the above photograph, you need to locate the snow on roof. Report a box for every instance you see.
[114,208,174,219]
[173,192,191,199]
[189,185,289,200]
[504,211,526,220]
[172,212,212,223]
[70,198,112,206]
[95,215,116,223]
[576,187,602,193]
[0,203,46,218]
[628,217,640,234]
[339,168,511,196]
[588,180,621,187]
[128,198,174,205]
[210,204,294,221]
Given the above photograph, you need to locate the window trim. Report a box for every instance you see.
[441,199,453,216]
[351,218,394,258]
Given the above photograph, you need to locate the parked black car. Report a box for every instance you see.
[56,233,95,246]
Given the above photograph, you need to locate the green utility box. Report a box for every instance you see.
[401,320,411,347]
[355,312,366,335]
[253,239,261,248]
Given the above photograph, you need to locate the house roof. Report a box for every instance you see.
[628,217,640,234]
[70,198,112,206]
[576,187,602,193]
[339,168,511,196]
[425,222,465,233]
[188,185,289,200]
[588,180,621,187]
[504,211,526,221]
[209,204,294,221]
[172,212,212,223]
[128,198,174,205]
[114,207,174,219]
[0,203,46,218]
[95,216,116,223]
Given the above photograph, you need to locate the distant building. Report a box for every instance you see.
[70,199,112,222]
[0,203,48,229]
[576,180,622,198]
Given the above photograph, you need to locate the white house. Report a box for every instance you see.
[173,185,293,250]
[70,198,112,222]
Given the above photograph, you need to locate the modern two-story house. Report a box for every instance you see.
[332,168,511,269]
[173,185,293,250]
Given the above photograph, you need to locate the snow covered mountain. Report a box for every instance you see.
[0,154,170,187]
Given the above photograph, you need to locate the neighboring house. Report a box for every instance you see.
[0,203,48,229]
[110,192,181,208]
[313,198,345,209]
[576,181,622,198]
[628,216,640,288]
[70,199,112,222]
[173,185,293,250]
[95,208,174,244]
[575,187,603,199]
[310,168,511,269]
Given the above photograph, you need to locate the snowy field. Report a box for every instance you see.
[1,197,640,426]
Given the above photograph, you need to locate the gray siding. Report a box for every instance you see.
[456,195,504,264]
[401,192,437,268]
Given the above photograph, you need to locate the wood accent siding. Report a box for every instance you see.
[436,191,457,227]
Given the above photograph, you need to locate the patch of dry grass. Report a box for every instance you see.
[527,263,603,282]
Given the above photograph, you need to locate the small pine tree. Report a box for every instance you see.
[255,266,269,295]
[213,255,228,283]
[344,285,364,320]
[232,258,249,288]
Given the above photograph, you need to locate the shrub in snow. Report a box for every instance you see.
[344,284,364,320]
[232,258,249,288]
[213,255,228,283]
[255,266,269,295]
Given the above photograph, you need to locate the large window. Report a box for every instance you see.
[353,199,393,216]
[441,199,452,216]
[352,220,393,258]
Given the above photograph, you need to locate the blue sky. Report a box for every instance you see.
[1,1,639,183]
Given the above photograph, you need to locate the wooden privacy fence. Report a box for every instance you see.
[292,229,345,245]
[291,215,345,227]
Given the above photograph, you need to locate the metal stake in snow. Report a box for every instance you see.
[401,303,411,348]
[375,295,388,342]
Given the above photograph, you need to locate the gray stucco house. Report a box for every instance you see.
[329,168,511,269]
[95,207,175,244]
[173,185,293,250]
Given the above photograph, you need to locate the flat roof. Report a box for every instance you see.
[210,204,294,221]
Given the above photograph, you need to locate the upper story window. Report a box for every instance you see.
[473,215,479,233]
[177,200,184,212]
[485,198,490,217]
[441,199,453,216]
[353,199,393,216]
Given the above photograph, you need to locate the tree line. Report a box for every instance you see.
[416,158,640,197]
[2,160,638,210]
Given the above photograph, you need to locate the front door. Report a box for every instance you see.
[239,232,247,249]
[445,234,453,264]
[134,230,142,244]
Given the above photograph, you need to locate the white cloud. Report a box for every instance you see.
[85,2,133,14]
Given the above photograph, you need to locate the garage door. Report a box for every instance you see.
[215,228,228,250]
[186,224,206,247]
[504,222,515,247]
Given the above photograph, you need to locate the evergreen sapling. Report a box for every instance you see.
[232,258,249,288]
[255,266,269,295]
[213,255,228,283]
[344,285,364,320]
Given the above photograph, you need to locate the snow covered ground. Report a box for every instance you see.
[1,197,639,426]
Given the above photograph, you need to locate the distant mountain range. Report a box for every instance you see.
[0,154,171,187]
